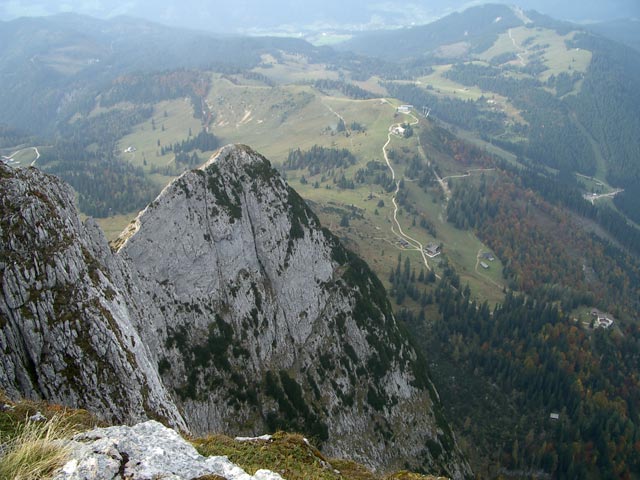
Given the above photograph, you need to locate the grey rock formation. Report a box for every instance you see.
[0,163,185,429]
[0,146,472,478]
[54,420,283,480]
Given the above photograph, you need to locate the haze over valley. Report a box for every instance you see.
[2,0,639,35]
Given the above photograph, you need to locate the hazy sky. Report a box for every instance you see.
[1,0,638,33]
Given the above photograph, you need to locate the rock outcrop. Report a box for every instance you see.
[54,420,283,480]
[0,145,472,478]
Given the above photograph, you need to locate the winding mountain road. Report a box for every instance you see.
[2,146,41,166]
[508,28,527,66]
[31,147,41,166]
[325,99,432,270]
[440,168,495,182]
[381,104,434,271]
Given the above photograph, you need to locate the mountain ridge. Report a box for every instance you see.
[337,4,524,60]
[0,145,472,478]
[0,14,326,134]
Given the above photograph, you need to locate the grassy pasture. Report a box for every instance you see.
[116,98,208,179]
[208,79,392,165]
[252,53,341,84]
[413,65,524,123]
[477,26,592,83]
[403,175,505,305]
[12,149,37,167]
[417,65,484,101]
[93,212,138,241]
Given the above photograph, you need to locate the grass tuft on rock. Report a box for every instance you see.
[0,415,74,480]
[0,392,102,480]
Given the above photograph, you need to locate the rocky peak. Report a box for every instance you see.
[0,146,472,478]
[116,145,470,477]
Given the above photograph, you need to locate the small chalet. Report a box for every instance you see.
[595,317,614,329]
[480,261,489,269]
[391,125,406,136]
[424,243,441,258]
[590,309,615,329]
[481,252,495,261]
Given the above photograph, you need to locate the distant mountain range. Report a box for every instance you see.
[0,13,327,134]
[2,4,639,222]
[339,3,640,225]
[1,1,638,34]
[2,4,640,203]
[337,4,526,60]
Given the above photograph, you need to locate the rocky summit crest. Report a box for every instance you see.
[0,146,471,479]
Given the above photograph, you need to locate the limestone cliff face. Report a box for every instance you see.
[0,146,471,479]
[0,164,185,429]
[116,145,470,478]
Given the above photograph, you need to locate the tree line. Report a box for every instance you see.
[100,70,210,108]
[444,62,597,175]
[568,33,640,223]
[38,107,158,217]
[160,130,220,159]
[283,145,357,175]
[313,79,377,100]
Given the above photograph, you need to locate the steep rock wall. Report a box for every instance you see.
[117,145,470,477]
[0,164,185,429]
